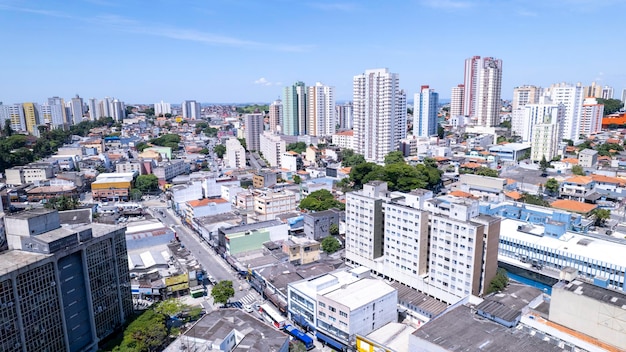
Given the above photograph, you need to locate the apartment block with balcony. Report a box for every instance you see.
[559,175,595,202]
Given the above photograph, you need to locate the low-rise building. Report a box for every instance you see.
[153,159,190,184]
[578,148,598,168]
[303,209,342,240]
[184,197,231,223]
[253,189,298,221]
[218,220,289,256]
[116,161,146,175]
[282,236,321,265]
[253,170,277,188]
[91,172,135,202]
[5,164,55,186]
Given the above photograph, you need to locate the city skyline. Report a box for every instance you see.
[0,0,624,103]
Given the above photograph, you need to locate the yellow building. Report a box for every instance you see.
[91,172,135,202]
[22,102,39,134]
[282,237,320,265]
[79,138,105,154]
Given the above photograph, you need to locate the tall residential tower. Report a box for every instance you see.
[413,85,439,137]
[307,82,336,136]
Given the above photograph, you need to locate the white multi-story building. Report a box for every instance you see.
[413,85,439,137]
[517,97,565,143]
[307,82,336,136]
[283,81,307,136]
[253,189,298,221]
[70,95,84,124]
[260,131,286,167]
[154,100,171,116]
[244,113,264,152]
[462,56,503,127]
[336,102,353,130]
[281,151,300,171]
[621,88,626,104]
[449,84,464,118]
[345,181,501,304]
[225,138,246,169]
[601,85,614,100]
[531,120,561,162]
[353,68,407,163]
[331,130,355,150]
[2,103,26,132]
[511,85,541,138]
[111,99,125,121]
[182,100,201,119]
[88,98,100,121]
[579,97,604,136]
[546,82,585,142]
[37,103,66,129]
[100,96,112,118]
[269,99,282,132]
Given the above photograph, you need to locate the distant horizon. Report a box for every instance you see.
[1,1,624,104]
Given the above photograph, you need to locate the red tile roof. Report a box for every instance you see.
[550,199,597,214]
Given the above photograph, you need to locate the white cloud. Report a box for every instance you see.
[419,0,474,10]
[253,78,282,86]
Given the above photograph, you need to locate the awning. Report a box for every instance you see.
[315,331,347,351]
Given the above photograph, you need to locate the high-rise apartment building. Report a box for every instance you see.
[353,68,407,163]
[0,209,133,352]
[511,85,541,138]
[0,103,25,131]
[518,97,565,143]
[449,84,464,118]
[583,82,602,98]
[244,113,264,152]
[259,131,286,167]
[307,82,336,136]
[462,56,503,127]
[344,182,500,304]
[154,100,171,116]
[225,138,246,169]
[282,82,307,136]
[336,102,353,130]
[88,98,101,121]
[413,85,439,137]
[182,100,201,119]
[601,86,614,100]
[111,99,125,121]
[100,97,112,118]
[70,95,84,125]
[546,82,585,142]
[531,121,561,162]
[621,88,626,104]
[48,96,68,125]
[268,99,282,132]
[22,102,39,134]
[579,97,604,136]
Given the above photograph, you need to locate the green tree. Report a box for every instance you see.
[437,124,445,139]
[290,341,308,352]
[143,107,155,116]
[135,142,149,152]
[293,175,302,184]
[44,195,79,211]
[321,236,341,253]
[597,98,624,115]
[130,189,143,201]
[287,142,307,154]
[486,268,509,294]
[238,138,247,151]
[155,298,186,318]
[299,189,345,211]
[3,119,13,137]
[211,280,235,306]
[522,193,550,207]
[499,120,512,129]
[545,178,560,196]
[335,177,353,193]
[135,174,159,193]
[329,223,339,236]
[475,167,499,177]
[214,144,226,158]
[341,149,366,167]
[384,151,405,165]
[114,309,167,352]
[539,155,550,174]
[199,148,210,154]
[592,208,611,227]
[572,164,585,176]
[496,136,507,144]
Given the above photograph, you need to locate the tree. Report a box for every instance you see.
[592,208,611,227]
[539,155,550,175]
[321,236,341,253]
[155,298,186,318]
[293,175,302,184]
[499,120,512,129]
[496,136,507,144]
[287,142,307,154]
[44,195,79,211]
[114,309,167,352]
[597,98,624,115]
[572,165,585,176]
[341,149,366,167]
[299,189,345,211]
[290,341,307,352]
[214,144,226,158]
[486,268,509,294]
[545,178,560,196]
[135,142,150,152]
[130,189,143,201]
[475,167,499,178]
[437,124,445,139]
[384,151,405,165]
[211,280,235,306]
[522,193,550,207]
[3,119,13,137]
[238,138,247,151]
[199,148,209,154]
[329,223,339,236]
[135,174,159,193]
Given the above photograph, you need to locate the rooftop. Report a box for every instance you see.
[321,278,396,310]
[563,175,593,185]
[164,309,289,352]
[555,280,626,309]
[221,220,283,235]
[549,199,597,214]
[412,305,568,352]
[364,323,415,352]
[187,198,229,207]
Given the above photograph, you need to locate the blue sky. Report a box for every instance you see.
[0,0,624,104]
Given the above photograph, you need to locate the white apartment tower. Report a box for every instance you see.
[182,100,201,119]
[353,68,407,163]
[244,113,264,152]
[546,82,585,142]
[530,106,563,162]
[225,138,246,169]
[88,98,100,121]
[70,94,84,124]
[511,85,541,138]
[283,82,307,136]
[307,82,336,136]
[0,103,25,131]
[47,96,68,125]
[580,97,604,136]
[111,99,125,121]
[336,102,354,130]
[413,85,439,137]
[463,56,503,127]
[269,99,282,132]
[518,97,565,143]
[100,97,112,118]
[601,86,614,100]
[260,131,286,167]
[450,84,464,118]
[154,100,172,116]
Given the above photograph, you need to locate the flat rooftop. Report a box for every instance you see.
[389,281,448,317]
[164,308,288,352]
[555,280,626,309]
[5,208,55,220]
[221,220,282,235]
[0,250,51,277]
[364,323,415,352]
[322,278,396,310]
[500,218,626,268]
[412,305,569,352]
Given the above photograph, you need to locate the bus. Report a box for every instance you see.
[259,303,286,329]
[284,324,314,350]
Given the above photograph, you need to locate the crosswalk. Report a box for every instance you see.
[239,293,257,306]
